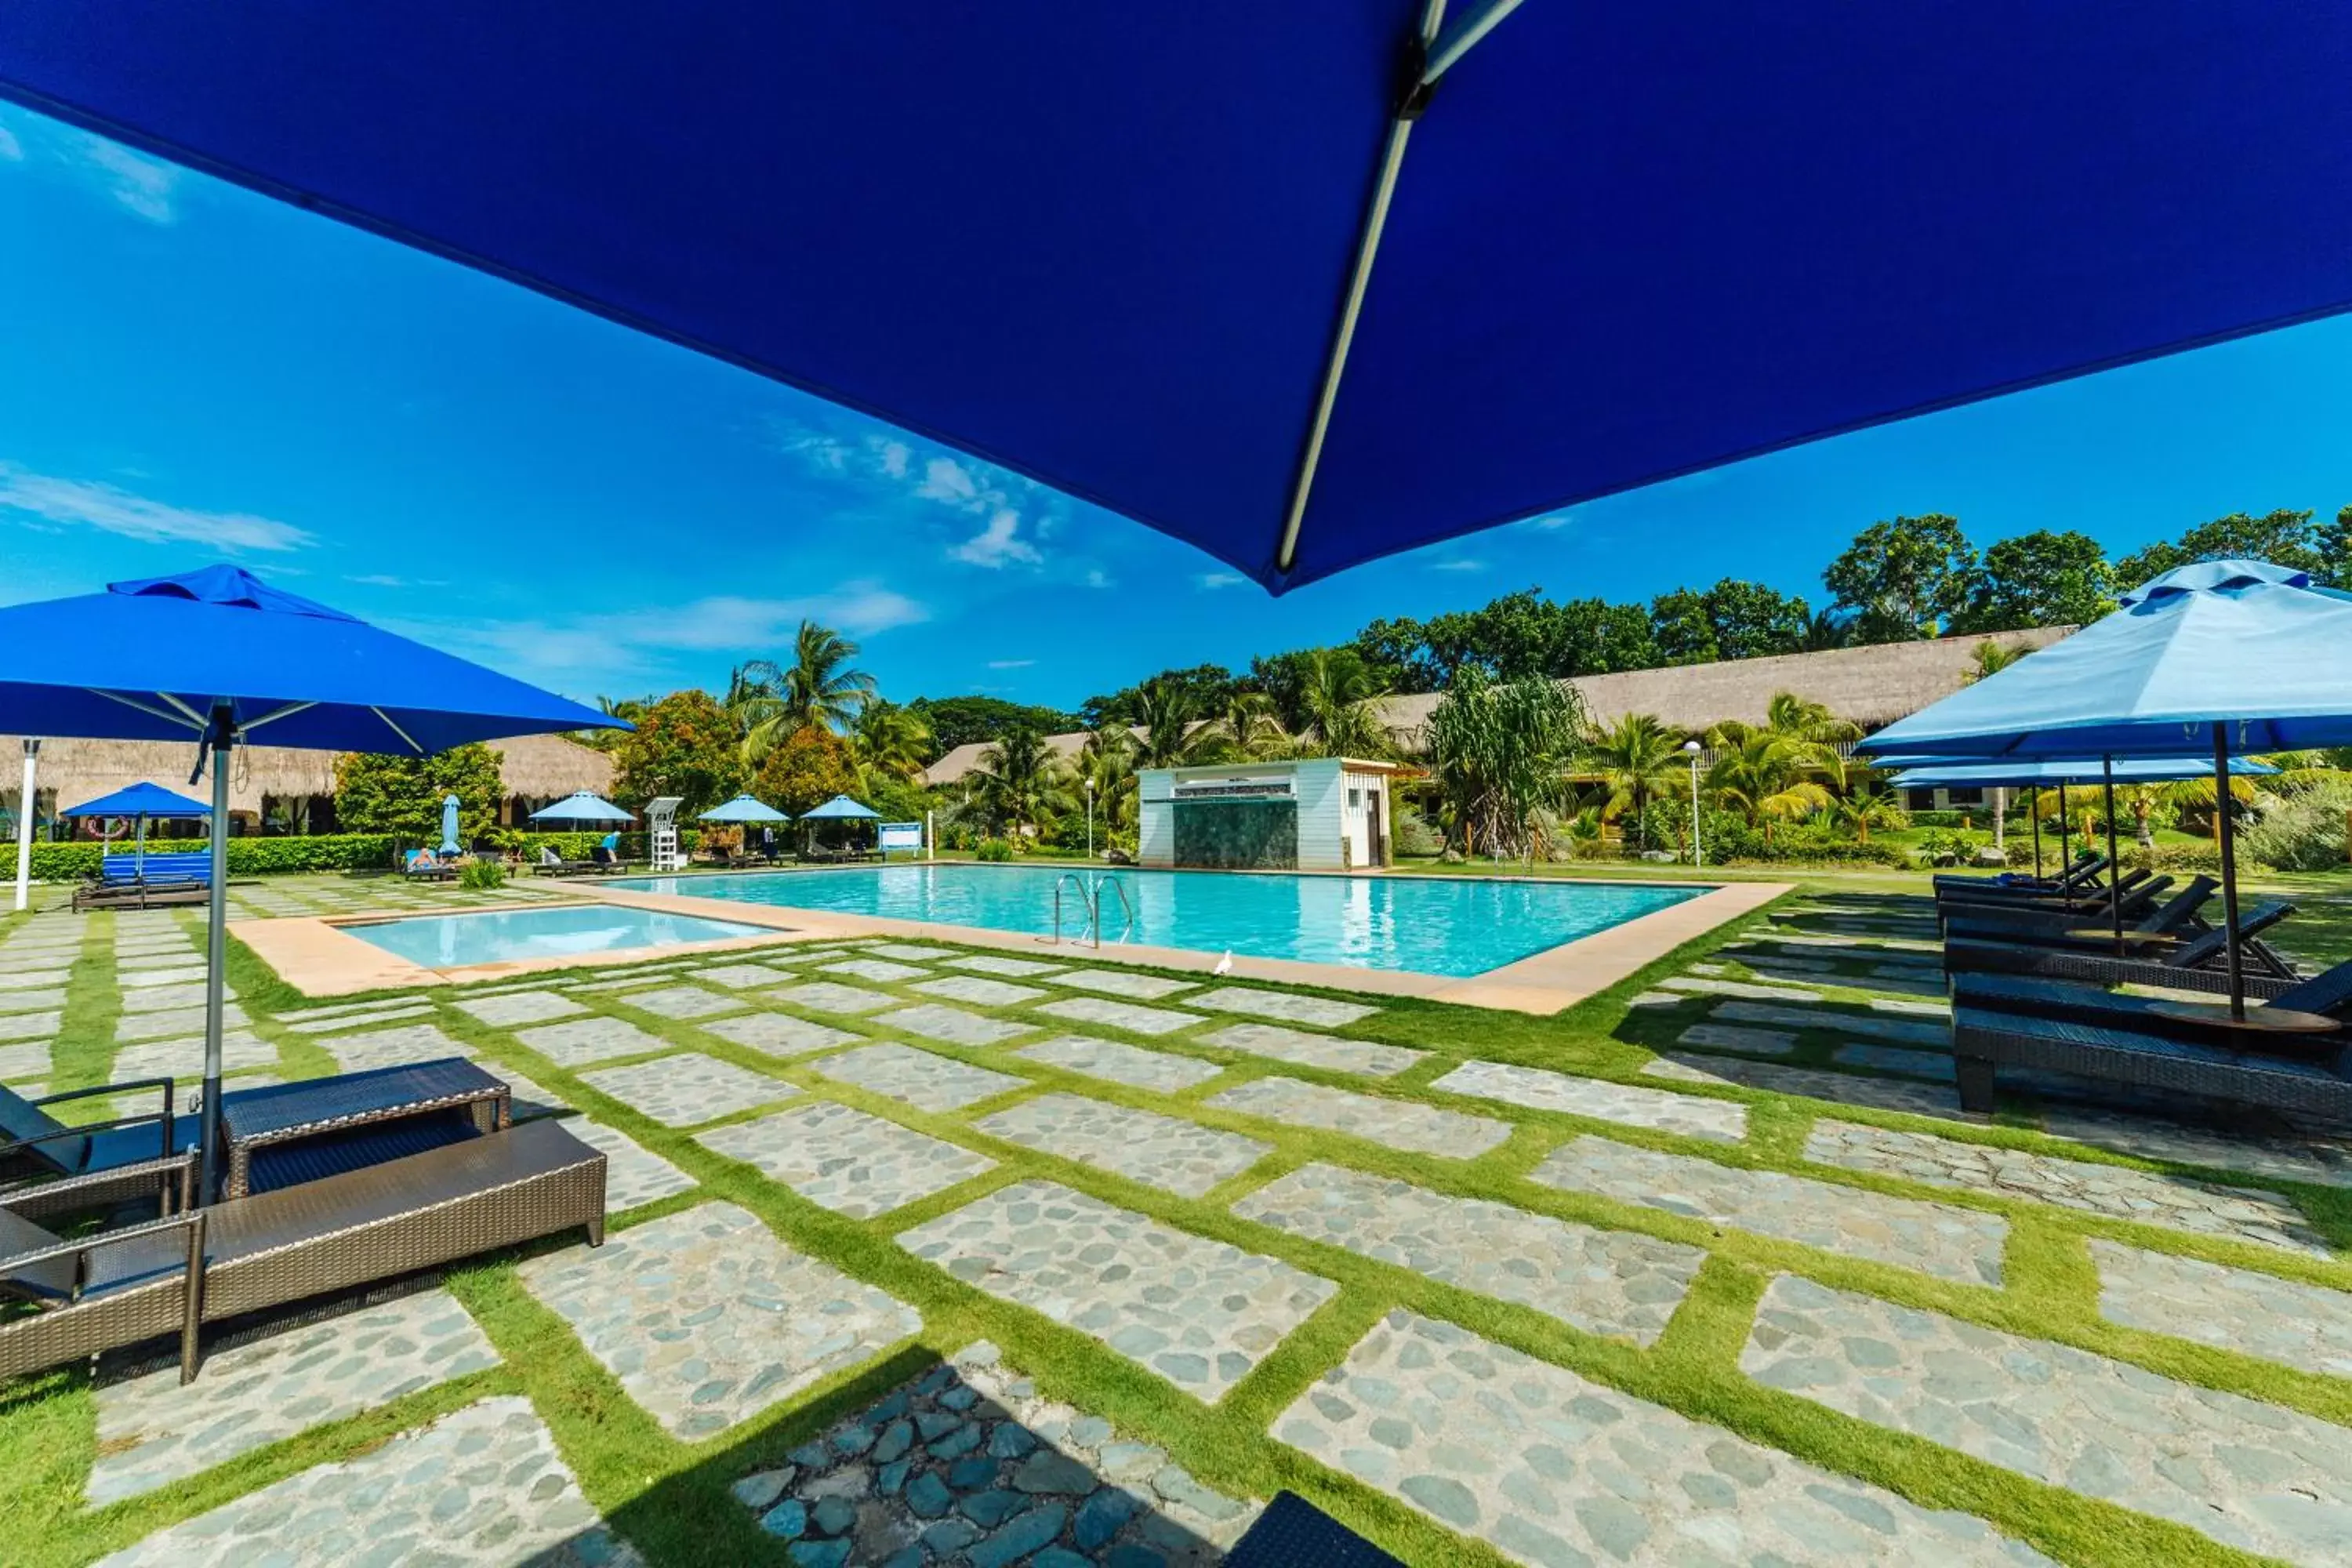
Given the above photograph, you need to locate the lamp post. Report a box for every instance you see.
[1084,776,1096,863]
[1682,739,1704,868]
[12,739,38,913]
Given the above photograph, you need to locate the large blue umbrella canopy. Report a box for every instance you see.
[5,9,2351,591]
[63,779,214,880]
[1889,757,2277,789]
[0,564,622,1199]
[529,792,634,825]
[800,796,880,821]
[699,794,790,823]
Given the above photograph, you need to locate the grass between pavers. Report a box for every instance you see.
[7,875,2352,1565]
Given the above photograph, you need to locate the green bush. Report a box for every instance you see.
[975,837,1015,862]
[27,828,693,881]
[459,860,507,891]
[1907,810,1971,829]
[2242,777,2352,872]
[1390,806,1443,858]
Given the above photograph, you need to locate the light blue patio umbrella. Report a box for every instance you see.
[698,793,790,823]
[1864,560,2352,1010]
[528,792,633,825]
[798,794,880,858]
[438,793,462,855]
[1889,755,2278,883]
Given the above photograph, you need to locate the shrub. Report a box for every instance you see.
[2241,778,2352,871]
[1390,806,1443,858]
[1915,827,1981,866]
[1908,810,1971,829]
[459,860,506,891]
[975,837,1014,862]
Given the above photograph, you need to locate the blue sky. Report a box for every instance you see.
[4,100,2350,715]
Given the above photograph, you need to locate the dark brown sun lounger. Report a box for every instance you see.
[0,1116,605,1384]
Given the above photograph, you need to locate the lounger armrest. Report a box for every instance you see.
[35,1077,175,1112]
[2,1207,202,1275]
[0,1105,183,1160]
[2,1149,197,1214]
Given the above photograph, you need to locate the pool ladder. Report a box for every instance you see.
[1049,872,1134,949]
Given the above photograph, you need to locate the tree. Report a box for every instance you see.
[735,621,877,763]
[750,724,859,816]
[1079,664,1238,730]
[1292,648,1392,759]
[608,689,740,817]
[846,699,934,788]
[1963,638,2031,684]
[335,743,506,843]
[575,695,653,753]
[1075,726,1139,838]
[1131,677,1216,768]
[1823,514,1980,642]
[1425,669,1586,858]
[1577,714,1686,850]
[1647,588,1719,666]
[1954,530,2115,632]
[1702,725,1834,841]
[2114,508,2340,590]
[1351,615,1441,694]
[1702,579,1813,661]
[1211,691,1284,760]
[906,696,1077,758]
[1825,782,1908,844]
[967,726,1074,838]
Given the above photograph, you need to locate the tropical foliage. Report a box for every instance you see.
[333,743,506,843]
[750,724,858,815]
[1576,714,1687,850]
[611,688,741,817]
[1425,670,1585,858]
[732,621,877,764]
[964,727,1076,840]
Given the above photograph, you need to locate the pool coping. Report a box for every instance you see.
[239,874,1788,1012]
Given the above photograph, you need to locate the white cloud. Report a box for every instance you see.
[1196,572,1244,590]
[1081,568,1114,590]
[873,440,910,480]
[1519,510,1576,532]
[346,572,446,589]
[1432,557,1486,572]
[0,465,311,551]
[0,125,21,163]
[952,508,1043,568]
[81,140,181,223]
[986,659,1036,670]
[916,458,980,507]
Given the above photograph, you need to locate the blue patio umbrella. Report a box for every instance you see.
[6,9,2352,591]
[698,794,790,823]
[1889,755,2278,883]
[799,796,880,820]
[62,779,212,880]
[439,793,462,855]
[528,792,633,825]
[0,564,624,1197]
[1864,561,2352,1009]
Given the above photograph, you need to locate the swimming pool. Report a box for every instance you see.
[346,904,775,967]
[608,865,1705,976]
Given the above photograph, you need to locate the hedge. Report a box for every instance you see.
[24,829,704,881]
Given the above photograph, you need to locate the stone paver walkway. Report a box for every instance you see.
[514,1015,673,1068]
[901,1181,1336,1402]
[619,983,750,1020]
[1207,1076,1511,1159]
[1198,1022,1421,1078]
[769,981,900,1015]
[946,953,1068,978]
[319,1022,471,1073]
[579,1051,797,1127]
[1281,1310,2055,1567]
[728,1341,1254,1566]
[89,1289,498,1504]
[1036,996,1204,1036]
[877,1001,1037,1047]
[1743,1275,2352,1563]
[977,1092,1269,1197]
[1534,1136,2008,1285]
[1713,999,1948,1047]
[2042,1105,2352,1190]
[451,988,586,1025]
[92,1397,641,1568]
[1189,986,1377,1028]
[1050,967,1197,1000]
[564,1117,699,1209]
[1804,1120,2328,1254]
[912,973,1047,1007]
[697,1101,993,1218]
[817,1041,1026,1112]
[1241,1166,1700,1345]
[699,1011,864,1058]
[823,957,934,983]
[1434,1060,1748,1142]
[1644,1053,1967,1120]
[692,960,801,989]
[1011,1033,1224,1094]
[2092,1238,2352,1377]
[520,1203,920,1439]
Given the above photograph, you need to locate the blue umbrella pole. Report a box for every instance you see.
[2212,722,2246,1019]
[200,712,232,1203]
[2103,758,2122,953]
[2031,797,2042,880]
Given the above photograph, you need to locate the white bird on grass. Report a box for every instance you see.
[1211,949,1234,977]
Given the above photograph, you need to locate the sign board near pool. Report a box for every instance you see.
[879,822,924,855]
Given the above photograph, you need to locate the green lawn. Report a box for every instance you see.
[6,871,2352,1566]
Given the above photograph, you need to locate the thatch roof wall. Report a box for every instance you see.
[0,732,612,815]
[920,628,2075,779]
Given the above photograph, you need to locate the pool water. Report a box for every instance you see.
[610,865,1705,977]
[347,905,775,967]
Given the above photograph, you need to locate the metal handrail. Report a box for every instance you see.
[1049,872,1092,947]
[1094,873,1134,946]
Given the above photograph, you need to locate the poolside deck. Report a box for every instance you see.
[8,875,2352,1566]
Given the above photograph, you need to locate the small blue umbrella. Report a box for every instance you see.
[63,779,212,880]
[799,795,880,820]
[528,792,634,825]
[0,564,624,1197]
[699,794,791,823]
[1864,561,2352,1009]
[439,793,462,855]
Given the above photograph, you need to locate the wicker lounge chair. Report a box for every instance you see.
[1951,1005,2352,1116]
[1940,935,2302,1000]
[1953,960,2352,1046]
[0,1117,606,1383]
[1,1080,194,1221]
[1933,853,2109,898]
[1940,876,2211,946]
[1225,1492,1406,1568]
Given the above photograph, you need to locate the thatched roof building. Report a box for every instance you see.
[921,627,2075,781]
[0,732,613,828]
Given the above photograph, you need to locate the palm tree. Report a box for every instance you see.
[1798,608,1854,652]
[1577,713,1685,850]
[735,622,877,764]
[1824,781,1907,844]
[1293,648,1392,759]
[1212,691,1285,760]
[846,698,933,787]
[1704,726,1834,843]
[1425,669,1584,859]
[1131,677,1216,768]
[968,726,1074,840]
[1076,726,1139,838]
[1964,638,2031,684]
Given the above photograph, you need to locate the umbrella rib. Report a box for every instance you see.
[370,707,427,754]
[239,700,318,735]
[1422,0,1530,83]
[87,689,205,731]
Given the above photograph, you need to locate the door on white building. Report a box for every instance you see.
[1344,782,1370,869]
